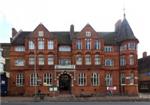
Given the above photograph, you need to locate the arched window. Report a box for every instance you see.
[76,40,82,50]
[105,59,113,66]
[105,73,112,86]
[95,54,100,65]
[38,38,44,49]
[120,73,125,85]
[30,73,38,86]
[76,54,82,65]
[48,40,54,50]
[91,73,99,86]
[85,54,91,65]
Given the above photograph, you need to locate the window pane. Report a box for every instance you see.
[48,40,54,49]
[29,41,34,50]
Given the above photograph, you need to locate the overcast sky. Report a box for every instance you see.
[0,0,150,58]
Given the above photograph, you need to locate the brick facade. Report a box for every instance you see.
[8,17,139,96]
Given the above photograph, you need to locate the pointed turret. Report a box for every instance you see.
[117,17,138,42]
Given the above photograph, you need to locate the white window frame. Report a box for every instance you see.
[86,31,91,37]
[16,73,24,87]
[48,40,54,50]
[104,46,112,52]
[30,73,38,86]
[91,73,99,86]
[38,31,44,37]
[15,58,25,66]
[76,40,82,50]
[129,54,134,65]
[78,73,86,86]
[43,73,52,86]
[120,56,126,66]
[28,41,34,50]
[129,72,134,85]
[85,39,91,50]
[120,73,126,85]
[59,46,71,51]
[38,55,45,65]
[128,42,136,50]
[38,38,44,50]
[95,54,100,65]
[48,55,54,65]
[105,73,112,86]
[29,55,35,65]
[76,54,82,65]
[85,54,91,65]
[15,46,25,52]
[105,59,113,67]
[94,40,100,50]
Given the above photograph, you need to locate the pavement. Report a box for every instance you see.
[1,93,150,102]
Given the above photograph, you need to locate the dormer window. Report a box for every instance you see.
[38,31,44,37]
[86,31,91,37]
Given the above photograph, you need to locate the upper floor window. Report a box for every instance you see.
[105,73,112,86]
[105,59,113,67]
[76,54,82,65]
[38,38,44,49]
[129,72,134,84]
[120,44,127,51]
[48,40,54,50]
[78,73,86,86]
[76,40,82,50]
[30,73,38,86]
[121,73,125,85]
[28,41,34,50]
[129,54,134,65]
[59,46,71,51]
[43,73,52,86]
[59,58,71,65]
[29,55,35,65]
[120,56,126,66]
[38,55,45,65]
[38,31,44,37]
[16,73,24,87]
[48,55,54,65]
[95,54,100,65]
[86,31,91,37]
[85,54,91,65]
[15,46,25,52]
[91,73,99,86]
[104,46,112,52]
[94,40,100,50]
[128,42,136,50]
[15,58,25,66]
[85,39,91,50]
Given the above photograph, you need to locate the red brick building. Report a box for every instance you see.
[9,16,139,96]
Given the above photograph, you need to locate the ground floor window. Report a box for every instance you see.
[43,73,52,86]
[78,73,86,86]
[105,73,112,86]
[91,73,99,86]
[16,73,24,86]
[30,73,38,86]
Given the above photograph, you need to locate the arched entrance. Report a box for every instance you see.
[59,74,71,94]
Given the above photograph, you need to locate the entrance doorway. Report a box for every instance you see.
[59,74,71,94]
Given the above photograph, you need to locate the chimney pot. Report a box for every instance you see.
[143,52,147,58]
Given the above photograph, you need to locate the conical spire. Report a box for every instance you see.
[116,14,137,42]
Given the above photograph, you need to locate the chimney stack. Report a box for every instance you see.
[143,52,147,58]
[12,28,17,37]
[70,24,74,35]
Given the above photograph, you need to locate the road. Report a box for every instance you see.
[1,102,150,105]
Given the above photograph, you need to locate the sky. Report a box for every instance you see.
[0,0,150,58]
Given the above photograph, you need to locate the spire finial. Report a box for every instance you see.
[123,8,126,18]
